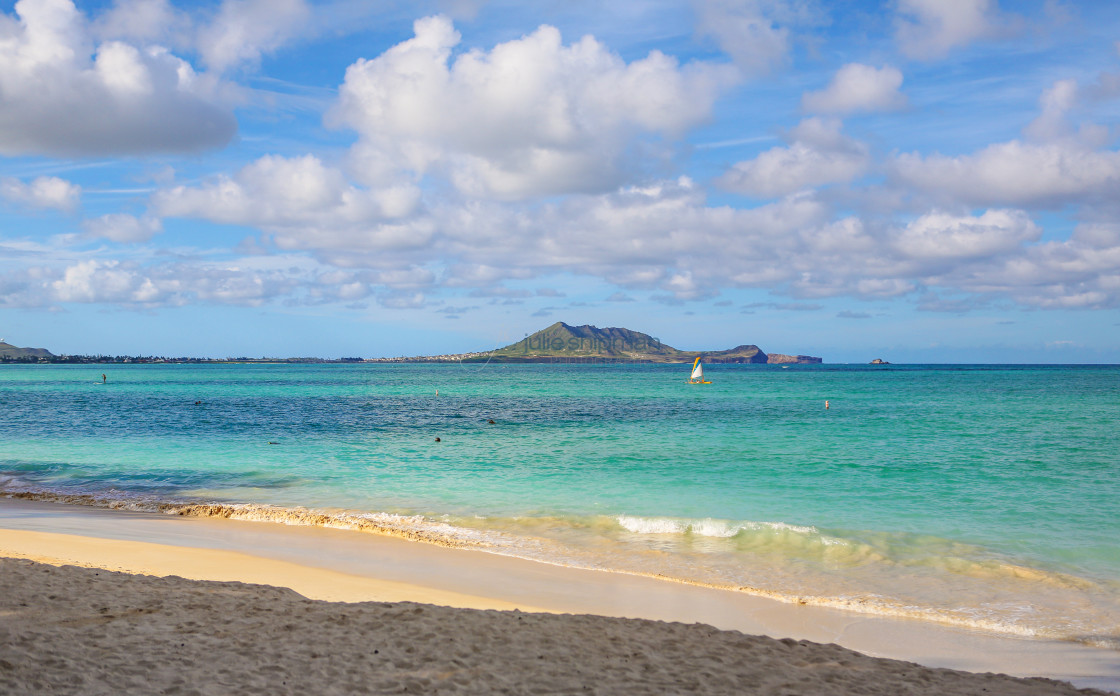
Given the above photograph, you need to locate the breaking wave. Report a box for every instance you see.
[617,514,820,538]
[2,476,1117,650]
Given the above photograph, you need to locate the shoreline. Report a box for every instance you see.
[3,485,1115,648]
[6,558,1110,696]
[1,497,1117,693]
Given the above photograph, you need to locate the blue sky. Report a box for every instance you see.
[2,0,1120,362]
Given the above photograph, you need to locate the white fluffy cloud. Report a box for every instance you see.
[893,209,1040,260]
[934,239,1120,309]
[424,181,839,298]
[51,259,164,303]
[0,0,235,156]
[153,154,434,269]
[329,15,736,199]
[717,118,869,197]
[1024,79,1079,143]
[195,0,311,72]
[801,64,907,114]
[0,175,80,211]
[82,213,162,243]
[154,154,421,229]
[91,0,310,73]
[92,0,184,46]
[693,0,796,75]
[894,0,1007,60]
[38,257,309,307]
[893,140,1120,207]
[893,76,1120,209]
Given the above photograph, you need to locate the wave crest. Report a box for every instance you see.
[616,514,819,539]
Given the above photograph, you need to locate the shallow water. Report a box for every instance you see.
[1,362,1117,646]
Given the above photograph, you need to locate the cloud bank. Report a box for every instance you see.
[2,0,1119,326]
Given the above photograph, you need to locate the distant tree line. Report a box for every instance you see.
[0,355,369,364]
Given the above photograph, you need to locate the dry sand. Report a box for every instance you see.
[1,556,1112,696]
[0,527,542,610]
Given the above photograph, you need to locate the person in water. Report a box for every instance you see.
[101,374,106,384]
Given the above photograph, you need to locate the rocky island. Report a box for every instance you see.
[468,322,822,364]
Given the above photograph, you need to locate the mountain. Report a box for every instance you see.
[489,322,681,360]
[0,341,54,360]
[484,322,820,364]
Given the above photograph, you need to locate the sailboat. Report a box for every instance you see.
[687,356,711,384]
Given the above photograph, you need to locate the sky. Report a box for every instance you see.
[2,0,1120,362]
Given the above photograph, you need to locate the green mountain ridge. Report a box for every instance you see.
[0,342,54,360]
[487,322,821,364]
[0,326,822,364]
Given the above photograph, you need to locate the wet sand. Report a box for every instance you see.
[1,498,1117,694]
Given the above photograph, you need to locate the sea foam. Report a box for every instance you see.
[616,514,818,538]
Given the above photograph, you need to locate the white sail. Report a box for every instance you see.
[690,360,703,380]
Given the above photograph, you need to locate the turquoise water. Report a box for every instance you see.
[2,362,1118,645]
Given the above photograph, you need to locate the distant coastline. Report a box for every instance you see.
[0,321,822,365]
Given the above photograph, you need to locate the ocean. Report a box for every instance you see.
[1,362,1117,649]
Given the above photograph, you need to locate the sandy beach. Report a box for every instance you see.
[1,498,1118,695]
[2,556,1113,696]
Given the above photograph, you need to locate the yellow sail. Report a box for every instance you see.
[688,356,711,384]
